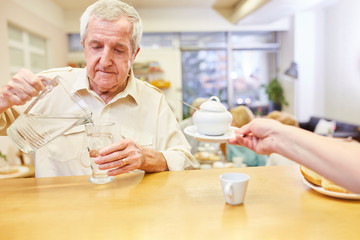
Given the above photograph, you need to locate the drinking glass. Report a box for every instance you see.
[85,122,115,184]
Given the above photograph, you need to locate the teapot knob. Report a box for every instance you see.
[208,96,220,102]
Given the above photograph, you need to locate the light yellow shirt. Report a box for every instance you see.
[0,67,199,177]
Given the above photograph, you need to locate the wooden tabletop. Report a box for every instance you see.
[0,165,359,240]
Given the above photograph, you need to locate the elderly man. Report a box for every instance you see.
[0,0,198,177]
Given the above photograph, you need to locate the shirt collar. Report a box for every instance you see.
[72,68,139,105]
[72,68,89,93]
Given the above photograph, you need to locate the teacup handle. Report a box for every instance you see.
[208,96,220,103]
[224,183,234,203]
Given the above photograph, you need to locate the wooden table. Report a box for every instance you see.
[0,166,359,239]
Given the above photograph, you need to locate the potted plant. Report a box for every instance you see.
[262,78,288,111]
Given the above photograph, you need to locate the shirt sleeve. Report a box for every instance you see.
[0,108,19,135]
[156,95,199,170]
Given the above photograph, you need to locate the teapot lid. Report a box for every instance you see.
[199,96,227,112]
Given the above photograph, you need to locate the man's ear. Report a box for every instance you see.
[133,47,140,59]
[130,48,141,65]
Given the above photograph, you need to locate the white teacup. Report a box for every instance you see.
[192,96,232,136]
[220,172,249,205]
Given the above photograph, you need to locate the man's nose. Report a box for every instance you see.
[100,47,113,67]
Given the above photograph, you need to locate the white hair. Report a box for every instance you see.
[80,0,143,54]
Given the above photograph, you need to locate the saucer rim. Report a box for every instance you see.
[184,125,236,143]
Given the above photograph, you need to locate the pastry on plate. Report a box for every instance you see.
[0,167,19,174]
[300,165,322,186]
[321,177,350,193]
[194,152,221,162]
[300,165,351,193]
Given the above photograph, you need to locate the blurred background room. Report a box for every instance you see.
[1,0,360,171]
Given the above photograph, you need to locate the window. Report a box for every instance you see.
[230,32,279,109]
[139,31,280,119]
[180,32,279,118]
[68,33,82,52]
[8,24,48,77]
[181,49,228,111]
[140,33,176,48]
[180,32,228,117]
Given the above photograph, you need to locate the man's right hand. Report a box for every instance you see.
[0,69,45,113]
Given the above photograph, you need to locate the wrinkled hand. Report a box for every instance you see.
[94,138,144,176]
[0,69,45,112]
[95,138,168,175]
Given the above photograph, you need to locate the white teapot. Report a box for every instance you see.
[192,96,232,136]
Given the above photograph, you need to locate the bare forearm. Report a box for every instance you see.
[231,119,360,192]
[275,125,360,193]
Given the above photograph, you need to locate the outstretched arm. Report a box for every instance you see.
[228,118,360,193]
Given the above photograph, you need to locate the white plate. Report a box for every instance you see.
[302,178,360,200]
[184,125,236,143]
[0,166,30,179]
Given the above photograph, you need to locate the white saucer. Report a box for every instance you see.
[184,125,236,143]
[0,166,30,179]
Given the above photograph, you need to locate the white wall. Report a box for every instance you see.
[279,19,296,115]
[292,0,360,124]
[323,0,360,124]
[63,7,290,33]
[11,0,64,29]
[293,9,325,122]
[0,0,67,86]
[135,48,183,121]
[139,8,290,32]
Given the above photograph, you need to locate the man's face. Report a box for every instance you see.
[82,16,139,99]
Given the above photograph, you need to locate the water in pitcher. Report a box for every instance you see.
[7,114,92,153]
[6,75,93,153]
